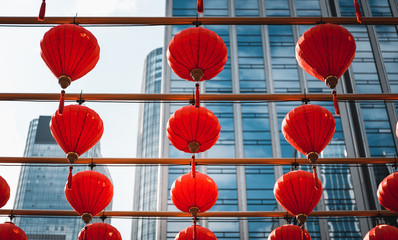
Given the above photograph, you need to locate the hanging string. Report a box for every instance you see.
[354,0,363,24]
[100,211,107,222]
[84,226,88,240]
[77,90,85,105]
[191,155,196,178]
[38,0,46,21]
[193,218,197,240]
[393,155,397,172]
[67,165,73,189]
[58,90,65,114]
[197,0,204,14]
[313,165,319,190]
[333,90,340,116]
[195,83,200,108]
[8,210,15,222]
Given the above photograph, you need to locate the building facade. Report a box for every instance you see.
[133,48,163,240]
[135,0,398,239]
[14,116,111,240]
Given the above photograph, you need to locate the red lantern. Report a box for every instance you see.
[0,176,10,208]
[171,171,218,217]
[64,170,113,223]
[364,224,398,240]
[168,27,228,82]
[41,24,100,88]
[377,172,398,212]
[0,222,28,240]
[269,225,311,240]
[50,102,104,164]
[167,105,220,153]
[78,223,122,240]
[274,170,323,225]
[282,104,335,164]
[175,225,217,240]
[295,23,356,90]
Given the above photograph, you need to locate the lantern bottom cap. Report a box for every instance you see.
[81,212,93,224]
[188,141,200,153]
[189,207,200,218]
[307,152,319,164]
[67,152,79,164]
[325,75,338,89]
[58,75,71,89]
[296,213,308,226]
[190,68,204,82]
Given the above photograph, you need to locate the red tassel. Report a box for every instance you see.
[313,165,319,190]
[191,155,196,178]
[354,0,362,23]
[38,0,46,21]
[193,219,197,240]
[197,0,204,14]
[67,165,73,189]
[333,90,340,116]
[195,83,200,108]
[58,90,65,114]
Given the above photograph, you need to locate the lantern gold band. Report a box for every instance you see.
[325,75,338,89]
[58,75,71,89]
[307,152,319,164]
[189,207,200,218]
[296,213,308,226]
[188,141,200,153]
[66,152,79,164]
[191,68,204,82]
[81,212,93,224]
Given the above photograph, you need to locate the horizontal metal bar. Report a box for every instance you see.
[0,17,398,26]
[0,93,398,102]
[0,157,395,165]
[0,209,396,218]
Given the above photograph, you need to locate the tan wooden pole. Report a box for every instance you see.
[0,157,396,165]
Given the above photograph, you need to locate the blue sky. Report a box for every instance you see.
[0,0,165,238]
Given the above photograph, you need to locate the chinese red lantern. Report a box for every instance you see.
[168,27,228,82]
[175,225,217,240]
[274,170,323,225]
[0,176,10,208]
[65,170,113,223]
[269,225,311,240]
[377,172,398,212]
[364,224,398,240]
[0,222,28,240]
[41,24,100,88]
[296,23,356,90]
[167,105,220,153]
[282,104,335,165]
[78,223,122,240]
[50,95,104,164]
[171,170,218,217]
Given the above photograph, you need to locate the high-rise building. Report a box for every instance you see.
[133,47,163,240]
[14,116,111,240]
[134,0,398,239]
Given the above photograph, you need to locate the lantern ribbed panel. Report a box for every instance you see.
[274,170,322,216]
[0,176,10,208]
[295,23,356,82]
[0,222,28,240]
[78,223,122,240]
[171,171,218,213]
[364,224,398,240]
[268,225,311,240]
[50,105,104,156]
[175,225,217,240]
[282,104,335,157]
[167,27,228,81]
[377,172,398,212]
[41,24,100,82]
[167,105,220,153]
[64,171,113,217]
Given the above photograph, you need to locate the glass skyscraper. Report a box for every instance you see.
[133,48,163,240]
[14,116,111,240]
[134,0,398,239]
